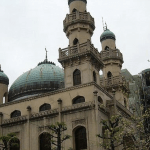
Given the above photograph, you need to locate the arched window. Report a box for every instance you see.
[105,46,109,50]
[73,69,81,86]
[10,138,20,150]
[75,127,87,150]
[98,96,103,104]
[39,103,51,112]
[73,96,85,104]
[124,98,127,108]
[73,38,79,45]
[107,71,112,78]
[11,110,21,118]
[72,8,77,13]
[93,71,96,82]
[40,133,51,150]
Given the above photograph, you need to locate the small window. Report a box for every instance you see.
[93,71,96,82]
[105,46,109,50]
[39,103,51,112]
[107,71,112,78]
[124,98,127,107]
[73,38,79,45]
[98,96,103,104]
[73,96,85,104]
[11,110,21,118]
[72,8,77,13]
[73,69,81,86]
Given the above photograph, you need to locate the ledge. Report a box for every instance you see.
[0,82,113,108]
[1,115,27,127]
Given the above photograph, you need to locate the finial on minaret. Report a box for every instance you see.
[45,48,48,61]
[0,64,1,71]
[102,18,107,31]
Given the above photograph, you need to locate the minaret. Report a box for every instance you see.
[59,0,103,88]
[0,65,9,104]
[64,0,94,46]
[100,25,129,108]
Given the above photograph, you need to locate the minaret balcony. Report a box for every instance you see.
[100,75,129,91]
[63,11,95,32]
[100,49,123,63]
[58,40,101,61]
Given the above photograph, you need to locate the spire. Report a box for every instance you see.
[45,47,48,61]
[68,0,87,5]
[37,48,55,66]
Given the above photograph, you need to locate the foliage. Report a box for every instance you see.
[48,122,71,150]
[0,133,19,150]
[97,107,150,150]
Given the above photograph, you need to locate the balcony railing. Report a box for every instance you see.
[100,49,123,62]
[63,11,95,31]
[100,75,129,90]
[59,40,101,60]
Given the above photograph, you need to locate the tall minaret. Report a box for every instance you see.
[0,65,9,104]
[64,0,95,46]
[59,0,103,88]
[100,25,129,108]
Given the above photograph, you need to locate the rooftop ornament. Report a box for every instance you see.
[38,48,56,66]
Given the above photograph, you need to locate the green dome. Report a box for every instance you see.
[100,29,116,42]
[0,69,9,85]
[9,60,64,101]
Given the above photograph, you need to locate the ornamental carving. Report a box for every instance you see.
[72,119,86,128]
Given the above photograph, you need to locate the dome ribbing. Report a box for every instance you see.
[9,60,64,101]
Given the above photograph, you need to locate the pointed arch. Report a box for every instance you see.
[124,98,127,108]
[39,103,51,112]
[73,69,81,86]
[73,38,79,45]
[72,8,77,13]
[9,138,20,150]
[98,96,103,104]
[105,46,109,50]
[73,126,87,150]
[72,96,85,104]
[39,132,51,150]
[93,71,96,82]
[11,110,21,118]
[107,71,112,78]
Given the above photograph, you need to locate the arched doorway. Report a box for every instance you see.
[74,127,87,150]
[9,138,20,150]
[39,133,51,150]
[73,38,79,45]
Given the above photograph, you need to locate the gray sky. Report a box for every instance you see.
[0,0,150,88]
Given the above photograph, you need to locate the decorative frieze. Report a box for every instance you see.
[72,119,86,128]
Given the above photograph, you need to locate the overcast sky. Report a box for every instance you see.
[0,0,150,88]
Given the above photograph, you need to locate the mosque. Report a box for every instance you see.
[0,0,143,149]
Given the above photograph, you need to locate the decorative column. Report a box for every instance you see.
[57,99,62,122]
[27,106,31,150]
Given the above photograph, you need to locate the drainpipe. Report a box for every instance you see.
[27,106,31,150]
[57,99,62,123]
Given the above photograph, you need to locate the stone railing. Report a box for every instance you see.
[63,11,95,31]
[2,115,27,125]
[62,101,95,113]
[30,109,58,119]
[100,75,129,90]
[59,40,101,60]
[100,49,123,62]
